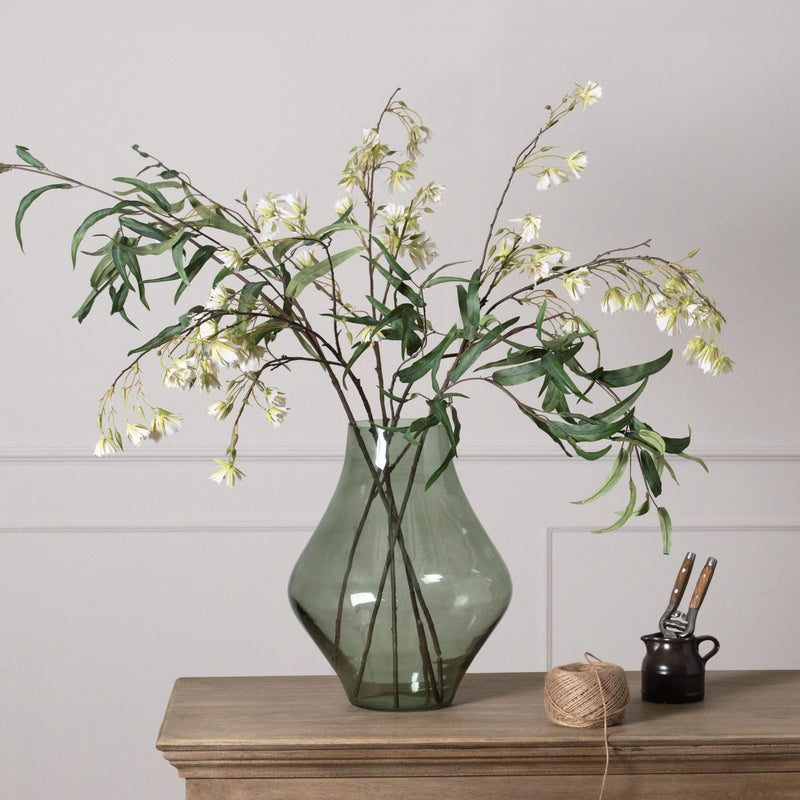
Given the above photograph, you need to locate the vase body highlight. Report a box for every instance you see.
[288,422,512,711]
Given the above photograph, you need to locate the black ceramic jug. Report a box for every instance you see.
[641,632,720,703]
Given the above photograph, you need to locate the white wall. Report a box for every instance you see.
[2,2,798,798]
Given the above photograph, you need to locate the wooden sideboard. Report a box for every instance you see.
[157,670,800,799]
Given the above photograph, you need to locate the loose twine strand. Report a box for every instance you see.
[544,652,630,800]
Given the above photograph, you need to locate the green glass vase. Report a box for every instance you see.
[288,422,513,711]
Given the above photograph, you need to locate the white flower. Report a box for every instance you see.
[207,400,232,421]
[205,284,233,310]
[601,287,625,314]
[418,182,445,205]
[125,423,150,446]
[655,307,679,336]
[219,249,244,272]
[536,167,570,191]
[511,213,542,243]
[407,235,438,269]
[379,203,408,226]
[258,216,279,242]
[362,128,381,148]
[209,335,241,367]
[198,320,218,340]
[357,324,385,343]
[389,161,415,193]
[149,409,182,441]
[255,195,282,241]
[209,458,245,487]
[645,293,667,313]
[93,436,118,458]
[567,151,588,177]
[562,267,590,300]
[574,81,603,109]
[263,388,289,427]
[295,247,316,268]
[334,196,354,216]
[163,357,197,390]
[561,317,581,334]
[280,193,307,221]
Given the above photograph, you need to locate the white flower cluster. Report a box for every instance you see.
[254,192,309,241]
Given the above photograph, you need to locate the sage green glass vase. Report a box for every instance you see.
[288,422,512,711]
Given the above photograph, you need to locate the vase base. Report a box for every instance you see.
[347,691,455,712]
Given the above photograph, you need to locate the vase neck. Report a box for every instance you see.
[345,422,452,479]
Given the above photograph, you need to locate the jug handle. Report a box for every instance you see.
[695,634,720,662]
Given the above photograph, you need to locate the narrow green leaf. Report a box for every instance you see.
[535,300,547,341]
[371,259,423,306]
[397,326,458,384]
[237,281,267,314]
[640,450,663,497]
[635,428,666,455]
[491,359,547,386]
[419,260,471,289]
[573,445,629,504]
[547,409,634,443]
[120,216,171,242]
[14,183,73,250]
[127,313,192,355]
[658,506,673,554]
[593,479,638,533]
[15,145,46,169]
[71,205,126,267]
[456,273,479,340]
[593,349,674,388]
[570,442,613,461]
[448,317,519,383]
[113,176,171,212]
[372,235,413,280]
[593,378,649,424]
[663,430,691,454]
[286,245,363,298]
[677,451,709,472]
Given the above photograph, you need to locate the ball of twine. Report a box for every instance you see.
[544,653,630,728]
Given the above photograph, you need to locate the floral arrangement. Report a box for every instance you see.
[2,81,729,551]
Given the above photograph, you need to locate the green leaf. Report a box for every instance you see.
[448,317,519,384]
[127,313,192,356]
[419,260,471,289]
[535,300,547,341]
[237,281,267,314]
[372,235,413,280]
[14,183,73,250]
[593,479,638,533]
[546,409,634,443]
[456,268,481,340]
[397,326,458,385]
[663,430,691,454]
[571,442,613,461]
[120,216,171,242]
[592,349,674,388]
[640,450,663,497]
[658,506,673,554]
[573,445,629,505]
[632,428,666,455]
[285,246,363,298]
[71,204,127,267]
[370,259,423,306]
[592,378,649,424]
[113,176,171,212]
[425,401,461,489]
[677,451,709,473]
[491,359,547,386]
[15,145,46,169]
